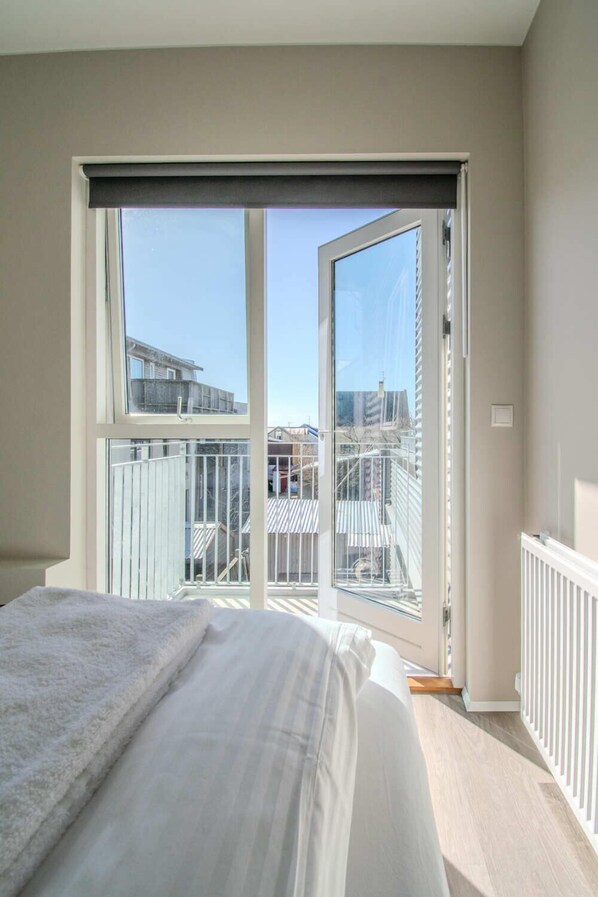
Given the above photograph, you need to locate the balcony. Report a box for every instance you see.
[109,435,422,617]
[129,378,235,415]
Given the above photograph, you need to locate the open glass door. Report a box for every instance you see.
[318,210,443,672]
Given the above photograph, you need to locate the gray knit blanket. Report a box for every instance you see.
[0,586,213,897]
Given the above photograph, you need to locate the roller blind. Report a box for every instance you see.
[83,161,460,209]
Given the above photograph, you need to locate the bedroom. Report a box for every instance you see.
[1,1,597,895]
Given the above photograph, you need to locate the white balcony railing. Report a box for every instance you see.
[109,436,421,607]
[110,444,186,600]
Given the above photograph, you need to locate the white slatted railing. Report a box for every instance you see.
[521,534,598,852]
[111,448,186,600]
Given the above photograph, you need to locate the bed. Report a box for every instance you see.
[1,588,449,897]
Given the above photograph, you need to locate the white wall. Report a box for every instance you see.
[0,45,524,701]
[523,1,598,560]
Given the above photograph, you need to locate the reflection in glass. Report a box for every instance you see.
[333,226,423,618]
[120,209,248,415]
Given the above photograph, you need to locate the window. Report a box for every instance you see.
[98,207,258,603]
[129,356,144,379]
[91,165,460,625]
[112,208,249,420]
[102,205,418,607]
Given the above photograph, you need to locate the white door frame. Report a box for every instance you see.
[318,209,445,673]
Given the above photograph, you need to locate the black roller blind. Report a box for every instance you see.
[83,161,460,209]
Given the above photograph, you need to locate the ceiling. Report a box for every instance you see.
[0,0,541,56]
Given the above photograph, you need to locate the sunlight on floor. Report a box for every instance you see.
[413,695,598,897]
[210,594,318,616]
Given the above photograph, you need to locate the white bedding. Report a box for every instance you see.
[19,608,374,897]
[347,641,450,897]
[0,588,213,897]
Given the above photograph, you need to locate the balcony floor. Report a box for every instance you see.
[210,594,318,616]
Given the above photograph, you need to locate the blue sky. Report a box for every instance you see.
[121,208,247,396]
[121,208,416,426]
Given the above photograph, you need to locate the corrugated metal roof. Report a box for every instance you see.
[242,498,389,547]
[185,522,227,559]
[265,498,318,534]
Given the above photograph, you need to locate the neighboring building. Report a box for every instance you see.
[268,425,318,444]
[267,425,318,497]
[126,337,236,414]
[336,389,411,431]
[126,337,202,382]
[242,497,388,585]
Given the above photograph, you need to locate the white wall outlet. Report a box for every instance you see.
[491,404,514,427]
[514,671,521,695]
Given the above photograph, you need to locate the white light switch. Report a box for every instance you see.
[491,405,514,427]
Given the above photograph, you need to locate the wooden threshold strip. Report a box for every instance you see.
[408,676,462,695]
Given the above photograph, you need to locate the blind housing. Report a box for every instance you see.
[84,161,460,210]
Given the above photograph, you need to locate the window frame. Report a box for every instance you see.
[91,207,267,607]
[106,208,252,429]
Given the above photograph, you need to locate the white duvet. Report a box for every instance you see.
[19,608,374,897]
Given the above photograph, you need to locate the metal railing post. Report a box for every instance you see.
[189,441,196,584]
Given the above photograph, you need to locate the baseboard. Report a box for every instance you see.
[462,686,520,712]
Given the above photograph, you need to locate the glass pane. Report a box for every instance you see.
[120,209,248,415]
[333,225,422,618]
[266,435,319,590]
[109,439,250,600]
[266,209,395,429]
[263,209,395,603]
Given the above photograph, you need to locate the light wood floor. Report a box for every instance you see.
[413,695,598,897]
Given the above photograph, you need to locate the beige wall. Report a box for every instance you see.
[0,45,524,701]
[523,1,598,560]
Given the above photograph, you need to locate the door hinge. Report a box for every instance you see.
[442,314,451,339]
[443,604,451,626]
[442,221,451,258]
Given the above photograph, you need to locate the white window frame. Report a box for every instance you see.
[166,367,176,380]
[106,209,252,430]
[149,362,156,378]
[90,207,267,608]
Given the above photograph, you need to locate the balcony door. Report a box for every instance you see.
[318,210,443,672]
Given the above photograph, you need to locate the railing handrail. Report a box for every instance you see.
[110,453,185,470]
